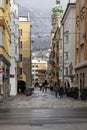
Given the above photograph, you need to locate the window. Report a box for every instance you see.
[80,44,84,63]
[59,56,62,63]
[0,29,4,46]
[20,41,23,48]
[36,65,38,67]
[32,65,34,68]
[83,73,85,88]
[56,72,59,76]
[64,31,69,44]
[20,68,22,75]
[56,57,59,63]
[65,52,69,59]
[20,54,22,61]
[19,29,22,36]
[15,46,17,54]
[6,0,8,4]
[80,73,83,89]
[57,45,59,49]
[80,6,85,21]
[65,67,68,75]
[59,43,62,49]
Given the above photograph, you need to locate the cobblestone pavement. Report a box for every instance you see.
[0,87,87,109]
[0,124,87,130]
[0,88,87,130]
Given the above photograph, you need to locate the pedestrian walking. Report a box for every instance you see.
[39,83,42,91]
[45,85,47,93]
[59,87,64,98]
[54,86,58,98]
[42,82,45,92]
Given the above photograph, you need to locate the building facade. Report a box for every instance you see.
[18,16,32,91]
[49,0,63,87]
[61,3,76,88]
[59,25,63,85]
[32,56,48,86]
[0,0,11,98]
[50,28,60,86]
[10,0,19,95]
[75,0,87,90]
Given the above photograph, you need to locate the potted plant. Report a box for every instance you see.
[80,88,87,100]
[73,87,79,99]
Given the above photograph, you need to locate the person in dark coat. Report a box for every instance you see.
[54,86,58,98]
[59,87,64,98]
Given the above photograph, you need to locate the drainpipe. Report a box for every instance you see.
[62,23,64,89]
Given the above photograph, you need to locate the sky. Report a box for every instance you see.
[15,0,73,12]
[14,0,75,51]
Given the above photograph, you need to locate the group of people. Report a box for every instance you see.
[34,82,64,98]
[54,86,64,98]
[39,82,48,93]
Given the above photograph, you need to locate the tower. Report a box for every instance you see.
[52,0,63,30]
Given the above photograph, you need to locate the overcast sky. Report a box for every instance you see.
[15,0,74,12]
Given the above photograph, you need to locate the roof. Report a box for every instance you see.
[61,3,76,24]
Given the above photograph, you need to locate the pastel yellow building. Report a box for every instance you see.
[49,28,60,87]
[18,16,32,92]
[49,0,63,87]
[0,0,11,97]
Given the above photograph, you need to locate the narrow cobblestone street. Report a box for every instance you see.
[0,124,87,130]
[0,88,87,130]
[0,87,87,109]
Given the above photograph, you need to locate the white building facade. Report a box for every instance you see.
[59,25,63,85]
[32,57,48,86]
[10,0,19,95]
[61,3,76,88]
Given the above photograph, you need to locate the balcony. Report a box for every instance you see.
[0,0,4,9]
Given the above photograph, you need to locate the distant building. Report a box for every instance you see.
[18,15,32,91]
[32,57,48,86]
